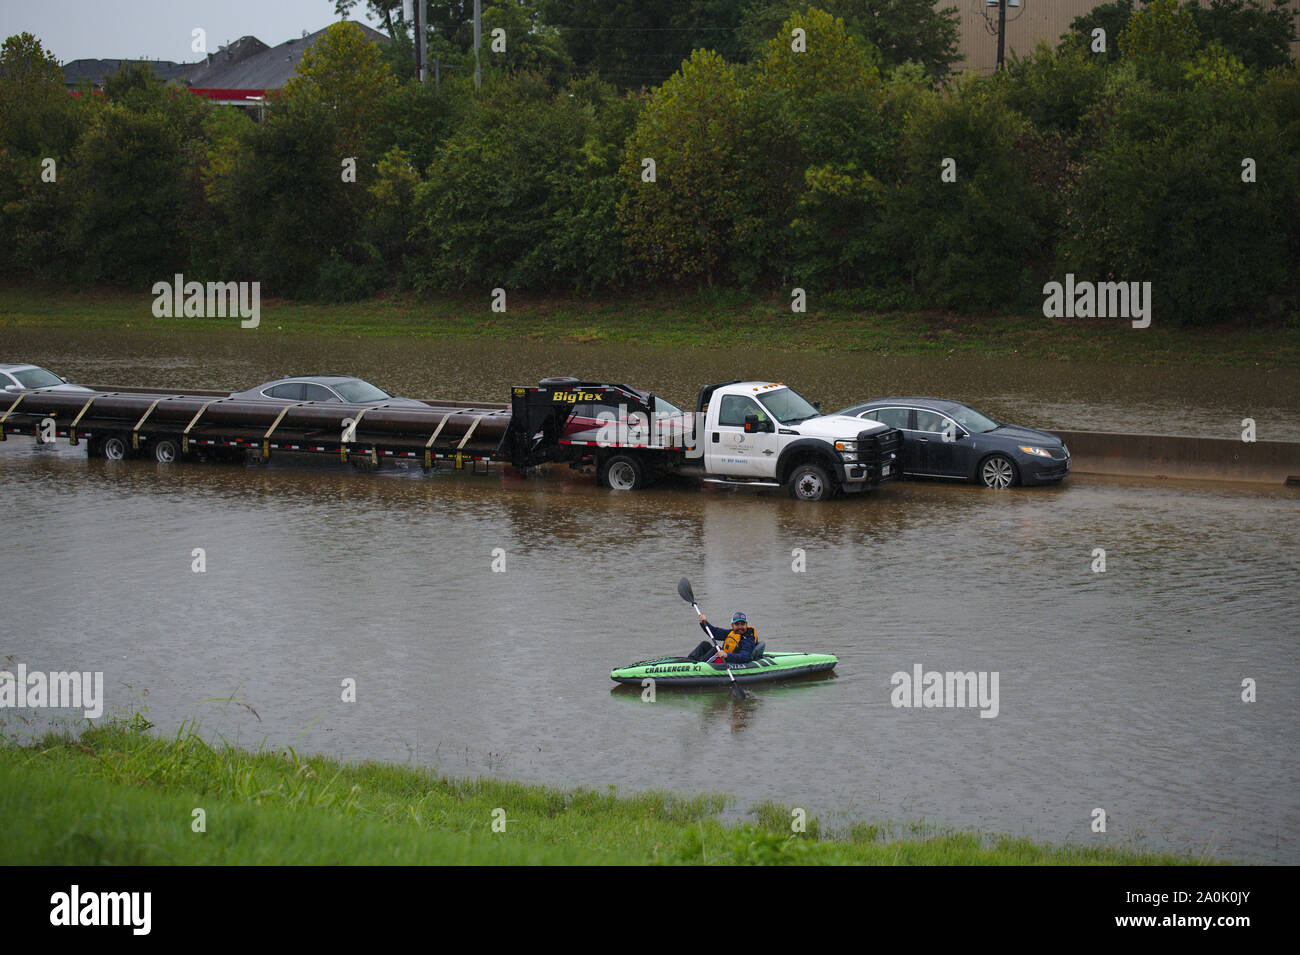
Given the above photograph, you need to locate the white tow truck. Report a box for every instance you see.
[505,378,903,501]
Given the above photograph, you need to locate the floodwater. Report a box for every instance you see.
[1,328,1297,863]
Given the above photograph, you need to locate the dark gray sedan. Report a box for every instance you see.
[229,376,428,408]
[836,398,1069,488]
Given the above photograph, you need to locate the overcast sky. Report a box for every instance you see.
[2,0,387,63]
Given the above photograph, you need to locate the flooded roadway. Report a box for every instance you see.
[2,435,1296,862]
[4,326,1299,439]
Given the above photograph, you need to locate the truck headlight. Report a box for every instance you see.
[835,440,857,452]
[1018,445,1052,457]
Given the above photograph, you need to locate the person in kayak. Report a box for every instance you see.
[688,611,757,665]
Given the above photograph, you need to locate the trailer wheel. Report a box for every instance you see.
[101,435,129,461]
[600,454,646,491]
[787,463,834,501]
[153,437,181,463]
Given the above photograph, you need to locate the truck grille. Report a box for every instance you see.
[858,428,903,481]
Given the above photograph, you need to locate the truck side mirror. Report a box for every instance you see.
[744,414,759,433]
[813,400,821,411]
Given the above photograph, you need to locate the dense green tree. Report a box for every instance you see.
[1001,42,1108,140]
[617,49,746,284]
[738,0,960,79]
[1120,0,1201,84]
[369,74,472,172]
[1060,0,1135,64]
[539,0,748,88]
[61,105,189,283]
[0,34,85,275]
[1060,60,1296,324]
[740,8,891,283]
[888,78,1059,310]
[410,74,626,289]
[0,33,81,157]
[1186,0,1298,71]
[205,98,372,297]
[283,21,398,156]
[1064,1,1297,73]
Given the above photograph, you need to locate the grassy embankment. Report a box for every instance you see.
[1,283,1295,368]
[0,719,1214,865]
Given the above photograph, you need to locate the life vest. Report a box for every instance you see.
[722,626,757,655]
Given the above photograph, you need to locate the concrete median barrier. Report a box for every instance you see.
[1054,430,1300,486]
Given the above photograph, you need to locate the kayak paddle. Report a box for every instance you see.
[677,577,745,700]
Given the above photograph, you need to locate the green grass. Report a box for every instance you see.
[0,719,1216,865]
[1,282,1294,368]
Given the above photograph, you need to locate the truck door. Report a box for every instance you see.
[707,394,779,478]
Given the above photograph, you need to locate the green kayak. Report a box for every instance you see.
[611,650,837,687]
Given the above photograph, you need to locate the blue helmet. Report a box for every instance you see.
[731,611,748,626]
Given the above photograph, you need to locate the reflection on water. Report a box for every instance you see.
[2,435,1296,862]
[7,327,1300,439]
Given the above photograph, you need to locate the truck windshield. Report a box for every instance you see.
[758,388,819,424]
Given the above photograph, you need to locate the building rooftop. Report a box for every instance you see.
[62,21,389,91]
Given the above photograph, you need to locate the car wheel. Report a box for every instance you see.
[788,463,833,501]
[153,437,180,463]
[101,435,128,461]
[600,454,645,491]
[979,454,1018,489]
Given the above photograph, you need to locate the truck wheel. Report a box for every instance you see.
[101,435,129,461]
[600,454,645,491]
[788,463,833,501]
[978,454,1018,489]
[153,437,180,463]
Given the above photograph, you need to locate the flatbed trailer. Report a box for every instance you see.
[0,389,510,470]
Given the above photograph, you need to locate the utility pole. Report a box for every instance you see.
[416,0,426,82]
[996,0,1007,71]
[473,0,481,89]
[980,1,1024,72]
